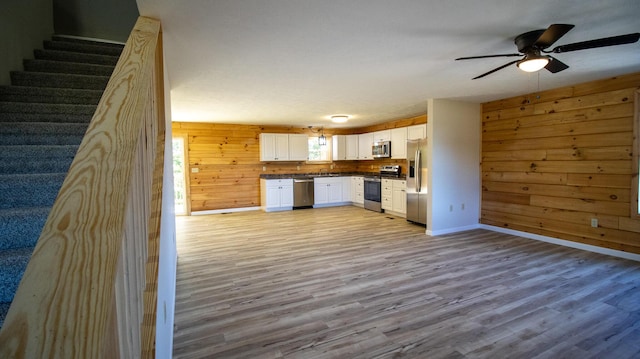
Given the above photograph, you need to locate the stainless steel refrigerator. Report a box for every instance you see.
[406,138,428,225]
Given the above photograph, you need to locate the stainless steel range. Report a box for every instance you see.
[364,165,401,212]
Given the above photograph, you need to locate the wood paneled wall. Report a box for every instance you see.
[481,72,640,254]
[172,115,426,212]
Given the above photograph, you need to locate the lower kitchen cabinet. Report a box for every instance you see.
[381,179,406,216]
[260,179,293,212]
[351,176,364,205]
[314,177,347,207]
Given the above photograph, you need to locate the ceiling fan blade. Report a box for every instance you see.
[456,54,521,60]
[549,33,640,53]
[472,60,520,80]
[544,56,569,73]
[534,24,575,49]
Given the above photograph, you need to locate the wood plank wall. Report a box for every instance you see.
[172,115,426,212]
[481,72,640,255]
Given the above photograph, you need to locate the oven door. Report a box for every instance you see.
[363,177,382,212]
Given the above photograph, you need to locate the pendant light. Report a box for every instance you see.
[318,127,327,146]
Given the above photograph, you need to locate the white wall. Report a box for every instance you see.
[0,0,53,85]
[155,48,177,359]
[426,99,481,235]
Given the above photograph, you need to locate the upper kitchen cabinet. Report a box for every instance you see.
[288,134,309,161]
[373,130,391,142]
[407,124,426,140]
[332,135,346,160]
[391,127,407,159]
[260,133,289,161]
[358,133,374,160]
[260,133,308,161]
[346,135,358,160]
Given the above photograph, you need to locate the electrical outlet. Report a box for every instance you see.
[191,167,199,173]
[449,204,453,212]
[262,166,266,171]
[297,165,300,170]
[591,218,598,228]
[461,203,465,210]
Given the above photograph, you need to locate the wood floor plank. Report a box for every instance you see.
[173,206,640,358]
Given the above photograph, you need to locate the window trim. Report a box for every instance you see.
[307,136,333,164]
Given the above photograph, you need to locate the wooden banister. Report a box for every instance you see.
[0,16,165,358]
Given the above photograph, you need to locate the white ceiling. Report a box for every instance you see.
[136,0,640,128]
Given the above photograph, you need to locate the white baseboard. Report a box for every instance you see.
[426,224,481,236]
[480,224,640,262]
[191,207,261,215]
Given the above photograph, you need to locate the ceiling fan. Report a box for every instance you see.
[456,24,640,80]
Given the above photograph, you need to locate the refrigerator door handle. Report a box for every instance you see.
[415,149,421,192]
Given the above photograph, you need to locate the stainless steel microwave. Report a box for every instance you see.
[372,141,391,158]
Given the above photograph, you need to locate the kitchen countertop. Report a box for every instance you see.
[259,172,407,180]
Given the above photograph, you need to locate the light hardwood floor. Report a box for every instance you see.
[172,206,640,359]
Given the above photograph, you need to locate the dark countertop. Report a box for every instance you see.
[259,172,407,180]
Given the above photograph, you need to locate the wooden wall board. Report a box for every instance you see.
[481,72,640,255]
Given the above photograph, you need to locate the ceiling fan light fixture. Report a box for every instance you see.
[331,115,349,123]
[517,55,550,72]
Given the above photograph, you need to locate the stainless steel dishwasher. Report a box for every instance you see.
[293,178,314,208]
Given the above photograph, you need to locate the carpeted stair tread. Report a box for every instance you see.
[0,112,93,124]
[0,173,66,209]
[10,71,110,90]
[0,145,78,174]
[0,101,96,115]
[51,35,125,49]
[0,247,35,303]
[0,122,88,145]
[0,86,103,105]
[0,302,11,328]
[34,49,119,66]
[0,207,49,250]
[43,40,124,57]
[24,59,116,77]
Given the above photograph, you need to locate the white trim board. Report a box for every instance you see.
[426,224,481,236]
[481,224,640,262]
[192,207,261,216]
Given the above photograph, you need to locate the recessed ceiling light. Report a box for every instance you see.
[331,115,349,123]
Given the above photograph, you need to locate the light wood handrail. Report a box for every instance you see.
[0,16,164,358]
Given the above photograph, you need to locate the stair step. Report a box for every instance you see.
[0,145,78,174]
[0,207,49,250]
[0,122,88,145]
[51,35,125,49]
[24,59,115,77]
[43,40,123,57]
[10,71,110,90]
[0,247,34,303]
[0,86,103,105]
[0,112,93,123]
[0,101,96,115]
[0,173,66,209]
[34,49,119,66]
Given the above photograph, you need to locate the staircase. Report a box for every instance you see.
[0,36,123,327]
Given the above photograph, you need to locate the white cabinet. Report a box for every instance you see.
[332,135,346,160]
[288,134,309,161]
[351,176,364,205]
[260,133,308,161]
[260,179,293,211]
[391,127,407,159]
[392,180,406,215]
[381,179,393,211]
[314,177,345,206]
[381,179,406,216]
[260,133,289,161]
[407,124,426,140]
[373,130,391,142]
[346,135,359,160]
[358,133,373,160]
